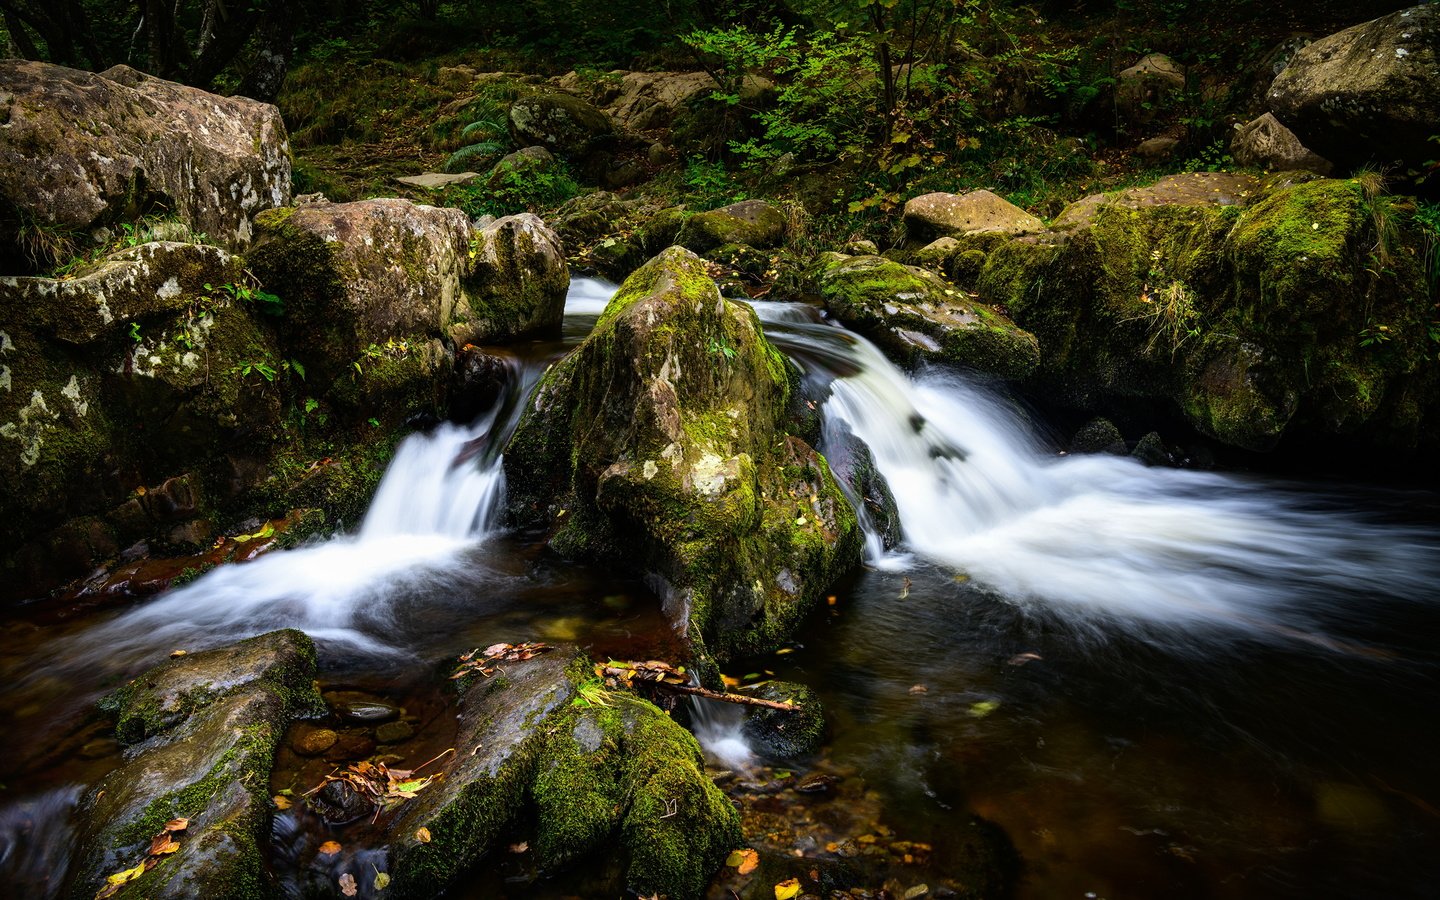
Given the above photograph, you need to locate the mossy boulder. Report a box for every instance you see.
[383,648,739,900]
[807,252,1041,381]
[677,200,787,254]
[0,240,289,598]
[740,680,825,760]
[485,145,560,189]
[72,630,320,900]
[976,173,1439,454]
[462,213,569,342]
[0,60,290,269]
[505,247,861,662]
[508,93,615,158]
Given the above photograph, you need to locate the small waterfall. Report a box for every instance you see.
[689,697,756,771]
[750,300,1440,642]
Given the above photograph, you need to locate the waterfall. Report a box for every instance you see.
[750,300,1440,643]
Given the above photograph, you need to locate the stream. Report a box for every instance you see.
[2,277,1437,898]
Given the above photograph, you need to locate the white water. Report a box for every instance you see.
[753,301,1439,643]
[689,698,756,771]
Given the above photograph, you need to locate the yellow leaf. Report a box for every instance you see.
[105,863,147,886]
[775,878,801,900]
[374,872,391,891]
[415,827,432,843]
[319,840,342,856]
[272,795,292,810]
[726,850,746,868]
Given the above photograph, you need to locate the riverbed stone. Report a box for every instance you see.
[1267,4,1440,174]
[381,647,739,900]
[903,190,1045,244]
[741,681,826,760]
[505,247,861,662]
[73,630,321,900]
[0,60,290,270]
[807,252,1040,381]
[461,213,569,343]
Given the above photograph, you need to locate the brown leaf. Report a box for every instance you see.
[319,841,342,856]
[163,818,189,833]
[415,827,432,843]
[737,848,760,874]
[272,795,292,810]
[339,873,358,897]
[508,841,528,853]
[147,834,180,856]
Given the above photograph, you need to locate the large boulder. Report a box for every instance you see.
[807,253,1040,381]
[902,190,1045,244]
[1267,5,1440,174]
[71,630,321,900]
[0,61,290,269]
[1230,112,1333,175]
[505,248,861,662]
[508,93,615,157]
[601,70,718,131]
[374,648,739,900]
[977,173,1438,454]
[676,199,787,253]
[463,213,569,342]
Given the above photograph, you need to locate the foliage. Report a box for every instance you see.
[437,162,580,219]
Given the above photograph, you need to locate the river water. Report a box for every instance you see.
[1,278,1436,898]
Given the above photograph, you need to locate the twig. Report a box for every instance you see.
[654,682,798,712]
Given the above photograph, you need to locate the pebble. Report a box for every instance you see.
[291,726,338,756]
[375,720,415,744]
[324,690,401,723]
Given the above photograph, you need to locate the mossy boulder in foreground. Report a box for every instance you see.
[383,647,739,900]
[505,247,861,662]
[72,630,321,900]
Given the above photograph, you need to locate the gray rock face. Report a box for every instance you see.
[394,172,482,189]
[508,92,615,156]
[677,199,788,252]
[903,190,1044,244]
[1268,4,1440,172]
[0,60,291,264]
[73,630,320,900]
[1230,113,1333,175]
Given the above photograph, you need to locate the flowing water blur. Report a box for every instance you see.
[1,280,1437,898]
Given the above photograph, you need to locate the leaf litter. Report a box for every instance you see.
[94,818,189,899]
[450,641,555,680]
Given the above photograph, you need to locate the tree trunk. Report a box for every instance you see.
[237,2,293,102]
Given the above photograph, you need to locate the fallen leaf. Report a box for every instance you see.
[508,841,529,854]
[272,795,292,810]
[339,873,358,897]
[318,841,342,856]
[775,878,801,900]
[163,818,189,833]
[104,862,147,886]
[1007,652,1042,666]
[373,871,391,890]
[415,827,432,843]
[147,835,180,856]
[909,684,928,695]
[726,848,759,874]
[169,649,187,658]
[968,699,1000,718]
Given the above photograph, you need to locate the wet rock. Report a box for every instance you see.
[376,720,415,744]
[0,60,290,268]
[1267,5,1440,174]
[462,213,569,343]
[451,346,513,423]
[806,253,1040,381]
[1131,431,1173,467]
[741,681,826,760]
[505,247,861,662]
[310,779,374,825]
[824,419,901,550]
[73,630,320,900]
[324,690,401,723]
[508,92,615,159]
[1116,53,1186,125]
[1070,418,1126,455]
[677,199,788,253]
[1230,113,1333,175]
[903,190,1045,244]
[290,725,339,756]
[383,647,739,900]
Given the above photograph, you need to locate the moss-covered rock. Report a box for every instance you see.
[677,200,787,254]
[975,172,1439,455]
[807,252,1041,381]
[462,213,569,342]
[505,247,860,662]
[740,680,825,760]
[71,630,320,900]
[384,648,738,900]
[508,93,615,158]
